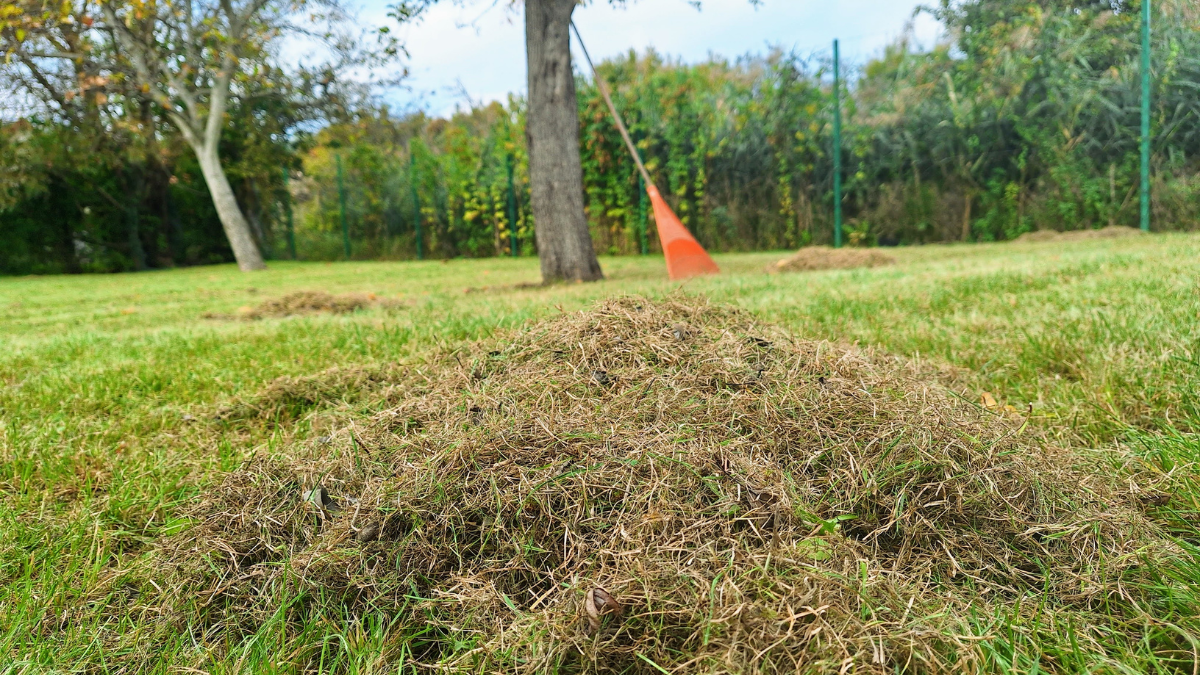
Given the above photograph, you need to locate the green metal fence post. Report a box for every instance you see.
[409,149,423,260]
[336,154,351,259]
[1139,0,1152,233]
[637,171,649,255]
[832,39,844,249]
[281,167,297,260]
[506,153,519,257]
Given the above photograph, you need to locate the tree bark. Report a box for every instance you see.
[195,143,266,271]
[99,6,266,272]
[525,0,603,283]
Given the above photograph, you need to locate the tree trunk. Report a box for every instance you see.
[127,167,148,271]
[245,179,270,257]
[961,191,973,242]
[195,144,267,271]
[164,177,185,265]
[525,0,603,283]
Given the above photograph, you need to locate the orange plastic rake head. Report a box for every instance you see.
[570,21,719,282]
[646,185,720,280]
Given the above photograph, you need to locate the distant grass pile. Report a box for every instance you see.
[1015,225,1146,243]
[213,363,406,423]
[770,246,896,273]
[139,296,1184,673]
[203,290,402,320]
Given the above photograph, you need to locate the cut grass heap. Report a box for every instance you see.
[770,246,896,273]
[149,296,1181,672]
[1015,225,1146,243]
[203,290,402,320]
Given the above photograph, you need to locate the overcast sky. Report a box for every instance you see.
[358,0,943,115]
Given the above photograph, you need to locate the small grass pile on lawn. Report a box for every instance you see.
[770,246,896,273]
[1015,225,1146,243]
[203,290,402,320]
[213,363,407,424]
[137,295,1187,673]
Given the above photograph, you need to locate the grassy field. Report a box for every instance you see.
[1,235,1198,673]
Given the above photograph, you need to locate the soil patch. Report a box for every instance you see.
[1015,225,1147,243]
[770,246,896,273]
[149,295,1177,672]
[202,290,402,320]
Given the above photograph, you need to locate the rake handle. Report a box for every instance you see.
[570,20,654,189]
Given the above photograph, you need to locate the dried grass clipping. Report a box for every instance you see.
[770,246,896,273]
[203,290,402,320]
[1014,225,1147,243]
[145,295,1179,673]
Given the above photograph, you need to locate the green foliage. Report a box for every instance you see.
[0,105,288,274]
[860,0,1200,241]
[579,49,834,253]
[3,0,1200,271]
[314,0,1200,257]
[294,101,532,260]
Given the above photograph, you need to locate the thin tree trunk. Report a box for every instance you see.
[102,2,265,272]
[961,191,973,242]
[1108,163,1117,228]
[127,167,148,271]
[245,179,269,257]
[195,144,266,271]
[164,177,185,265]
[525,0,603,283]
[54,176,81,274]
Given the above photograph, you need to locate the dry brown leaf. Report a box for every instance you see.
[355,523,380,543]
[583,586,622,632]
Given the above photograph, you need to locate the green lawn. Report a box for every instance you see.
[1,235,1198,672]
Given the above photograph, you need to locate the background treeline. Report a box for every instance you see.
[2,0,1199,274]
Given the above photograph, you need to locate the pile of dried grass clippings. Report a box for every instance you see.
[202,290,403,320]
[770,246,896,273]
[212,363,408,425]
[1015,225,1147,243]
[144,295,1180,673]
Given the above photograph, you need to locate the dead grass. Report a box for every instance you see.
[202,290,403,320]
[141,295,1181,672]
[770,246,897,273]
[1015,225,1147,243]
[213,363,407,424]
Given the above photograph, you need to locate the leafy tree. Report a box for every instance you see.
[393,1,756,283]
[1,0,397,271]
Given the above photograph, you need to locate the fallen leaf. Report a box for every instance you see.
[584,586,621,632]
[355,523,380,542]
[980,392,998,409]
[303,485,338,512]
[1138,492,1171,507]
